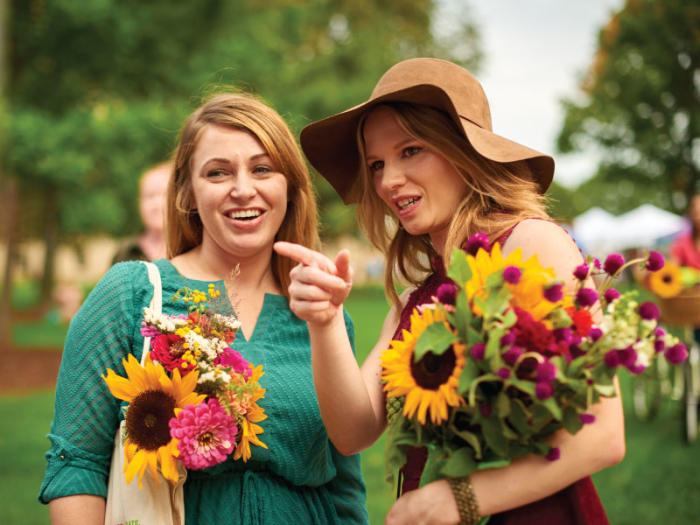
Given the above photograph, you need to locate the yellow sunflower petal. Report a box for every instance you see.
[102,369,138,402]
[158,443,180,484]
[145,447,160,486]
[122,354,151,393]
[125,448,148,488]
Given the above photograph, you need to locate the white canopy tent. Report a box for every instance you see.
[572,204,686,257]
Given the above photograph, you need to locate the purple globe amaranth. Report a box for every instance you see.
[646,251,665,272]
[470,343,486,360]
[497,367,511,380]
[436,283,458,305]
[638,301,660,321]
[536,360,557,382]
[604,288,620,302]
[603,253,625,276]
[503,265,522,284]
[619,346,638,368]
[500,332,515,347]
[465,233,490,256]
[544,283,564,303]
[588,327,603,341]
[629,363,646,375]
[573,263,590,281]
[535,381,554,399]
[579,413,596,424]
[654,327,666,338]
[604,349,621,367]
[503,346,523,366]
[654,339,666,353]
[546,447,561,461]
[666,343,688,364]
[576,288,598,307]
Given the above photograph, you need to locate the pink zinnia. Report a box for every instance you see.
[214,348,252,378]
[169,398,238,470]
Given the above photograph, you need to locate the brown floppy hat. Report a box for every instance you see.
[300,57,554,204]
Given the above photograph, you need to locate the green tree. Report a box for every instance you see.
[557,0,699,216]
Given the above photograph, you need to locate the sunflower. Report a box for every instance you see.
[381,307,466,425]
[464,243,562,320]
[648,261,683,298]
[103,354,205,487]
[232,364,268,462]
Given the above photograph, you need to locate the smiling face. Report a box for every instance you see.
[363,106,469,251]
[189,124,288,261]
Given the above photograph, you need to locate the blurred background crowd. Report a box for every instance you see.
[0,1,698,523]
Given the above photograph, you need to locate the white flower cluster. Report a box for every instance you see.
[212,313,241,332]
[143,307,188,332]
[182,330,228,362]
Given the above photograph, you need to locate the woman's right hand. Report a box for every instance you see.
[273,241,353,326]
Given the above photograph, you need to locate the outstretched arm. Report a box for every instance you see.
[274,242,398,454]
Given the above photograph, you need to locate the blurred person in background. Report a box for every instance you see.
[112,161,171,263]
[276,58,624,525]
[670,194,700,270]
[40,92,367,524]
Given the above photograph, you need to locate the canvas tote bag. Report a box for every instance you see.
[104,261,186,525]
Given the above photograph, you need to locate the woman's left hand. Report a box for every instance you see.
[386,480,461,525]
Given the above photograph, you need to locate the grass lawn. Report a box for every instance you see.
[3,284,699,524]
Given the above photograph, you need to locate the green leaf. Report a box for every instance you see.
[458,359,480,395]
[481,415,508,456]
[440,447,478,478]
[495,391,511,418]
[413,322,459,361]
[508,400,532,435]
[563,406,584,435]
[447,248,471,285]
[541,397,563,420]
[485,326,506,359]
[450,427,483,460]
[451,290,472,336]
[420,445,448,486]
[500,308,517,328]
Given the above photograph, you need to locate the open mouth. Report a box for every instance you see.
[229,209,264,221]
[397,197,420,211]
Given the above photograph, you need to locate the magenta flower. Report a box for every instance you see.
[436,283,458,305]
[619,347,638,369]
[503,346,523,366]
[544,284,564,303]
[646,251,665,272]
[500,332,515,347]
[604,349,620,367]
[579,413,596,424]
[665,343,688,365]
[588,327,603,341]
[604,288,620,302]
[654,339,666,353]
[603,254,625,276]
[573,263,589,281]
[535,381,553,400]
[638,301,660,321]
[654,327,666,338]
[503,266,522,284]
[536,361,557,382]
[497,367,511,380]
[465,233,490,256]
[470,343,486,360]
[169,398,238,470]
[214,348,252,378]
[576,288,598,307]
[140,321,162,338]
[546,447,561,461]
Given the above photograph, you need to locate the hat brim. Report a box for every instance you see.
[301,84,553,204]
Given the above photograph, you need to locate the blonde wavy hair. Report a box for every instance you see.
[166,92,319,297]
[356,102,550,307]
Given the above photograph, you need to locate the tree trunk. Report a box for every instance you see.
[39,187,58,304]
[0,177,18,349]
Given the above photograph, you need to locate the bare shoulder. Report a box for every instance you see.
[504,219,584,280]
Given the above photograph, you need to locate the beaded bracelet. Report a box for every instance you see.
[447,477,481,525]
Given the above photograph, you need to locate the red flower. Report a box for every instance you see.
[512,307,555,355]
[150,334,187,374]
[566,306,593,338]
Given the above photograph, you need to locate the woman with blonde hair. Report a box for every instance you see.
[275,58,624,524]
[40,93,368,524]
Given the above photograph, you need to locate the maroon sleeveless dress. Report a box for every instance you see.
[392,228,610,524]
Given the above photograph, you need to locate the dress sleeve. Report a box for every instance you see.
[39,262,149,503]
[326,309,369,524]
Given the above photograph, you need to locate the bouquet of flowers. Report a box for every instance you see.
[381,234,688,486]
[103,283,267,488]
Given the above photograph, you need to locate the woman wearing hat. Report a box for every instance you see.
[275,58,624,524]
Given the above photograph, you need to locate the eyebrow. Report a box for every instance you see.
[200,153,272,169]
[365,138,416,161]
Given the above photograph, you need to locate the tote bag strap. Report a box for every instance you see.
[141,261,162,366]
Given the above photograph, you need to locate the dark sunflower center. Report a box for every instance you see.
[662,274,672,284]
[411,346,457,390]
[125,390,176,451]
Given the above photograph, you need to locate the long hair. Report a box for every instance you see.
[166,92,319,297]
[355,102,550,307]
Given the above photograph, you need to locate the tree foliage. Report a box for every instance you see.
[557,0,699,215]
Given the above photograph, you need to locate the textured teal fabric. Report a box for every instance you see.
[39,259,368,524]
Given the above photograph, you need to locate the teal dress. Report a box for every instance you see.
[39,260,368,524]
